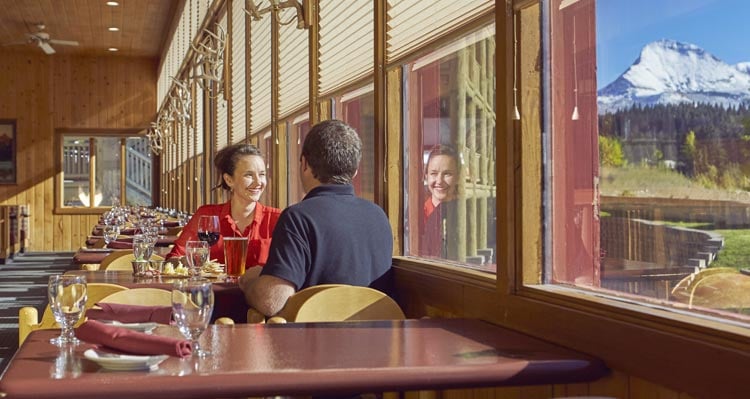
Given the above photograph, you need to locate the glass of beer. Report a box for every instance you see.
[223,236,248,281]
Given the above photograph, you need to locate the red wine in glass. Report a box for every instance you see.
[197,215,220,246]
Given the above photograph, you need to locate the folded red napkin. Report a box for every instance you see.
[87,303,173,324]
[107,240,133,249]
[76,320,191,357]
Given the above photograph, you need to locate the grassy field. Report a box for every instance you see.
[600,165,750,202]
[655,221,750,270]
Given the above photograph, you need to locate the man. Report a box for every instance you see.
[239,119,394,316]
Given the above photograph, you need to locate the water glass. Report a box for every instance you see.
[48,275,87,346]
[133,235,154,261]
[172,279,214,357]
[185,240,209,278]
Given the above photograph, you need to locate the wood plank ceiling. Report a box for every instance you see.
[0,0,179,58]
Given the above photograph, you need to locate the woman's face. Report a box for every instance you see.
[425,154,457,204]
[224,155,267,203]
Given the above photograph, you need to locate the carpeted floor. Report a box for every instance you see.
[0,252,77,374]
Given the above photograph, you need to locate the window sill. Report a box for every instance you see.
[54,207,111,215]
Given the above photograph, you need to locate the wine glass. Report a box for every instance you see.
[197,215,220,246]
[172,279,214,358]
[102,225,119,246]
[48,275,87,346]
[185,240,209,278]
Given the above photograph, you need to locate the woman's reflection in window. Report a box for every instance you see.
[420,144,459,258]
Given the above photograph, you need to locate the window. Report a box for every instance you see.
[546,0,750,326]
[253,130,274,206]
[58,134,152,210]
[402,25,497,272]
[334,85,376,201]
[287,113,309,205]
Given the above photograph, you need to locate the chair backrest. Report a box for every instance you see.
[101,252,165,271]
[98,287,172,306]
[99,250,133,270]
[38,283,129,329]
[277,285,405,323]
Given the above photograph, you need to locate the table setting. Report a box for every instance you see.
[40,271,220,374]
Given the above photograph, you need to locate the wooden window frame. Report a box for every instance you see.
[54,128,146,215]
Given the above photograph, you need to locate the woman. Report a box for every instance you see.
[167,143,282,268]
[420,144,459,258]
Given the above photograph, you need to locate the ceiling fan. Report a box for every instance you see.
[23,24,79,55]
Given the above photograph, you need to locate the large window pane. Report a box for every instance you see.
[403,25,496,272]
[96,137,121,207]
[287,115,309,205]
[334,86,375,201]
[547,0,750,325]
[125,137,152,206]
[62,137,91,206]
[59,135,152,209]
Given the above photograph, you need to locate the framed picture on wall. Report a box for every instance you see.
[0,119,17,185]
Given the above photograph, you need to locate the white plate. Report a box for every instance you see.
[98,320,158,333]
[84,349,168,371]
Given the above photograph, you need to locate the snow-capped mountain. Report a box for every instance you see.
[597,39,750,114]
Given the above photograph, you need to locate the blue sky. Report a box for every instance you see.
[596,0,750,87]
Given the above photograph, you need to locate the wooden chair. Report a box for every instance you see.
[248,284,405,324]
[18,283,128,345]
[101,252,165,271]
[88,287,236,326]
[99,250,133,270]
[98,287,172,306]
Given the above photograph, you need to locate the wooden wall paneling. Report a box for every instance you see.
[77,204,88,247]
[103,57,116,128]
[53,56,71,127]
[629,376,680,399]
[121,57,134,128]
[69,56,86,127]
[43,170,54,249]
[0,51,155,251]
[517,385,553,399]
[588,369,628,398]
[63,215,73,251]
[93,56,105,127]
[552,382,589,397]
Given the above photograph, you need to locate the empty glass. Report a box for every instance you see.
[185,240,209,278]
[172,279,214,358]
[133,235,154,261]
[102,225,119,245]
[48,275,88,346]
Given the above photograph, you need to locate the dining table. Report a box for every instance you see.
[0,318,608,399]
[64,270,249,323]
[72,246,173,266]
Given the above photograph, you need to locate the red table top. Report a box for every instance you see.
[0,319,607,399]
